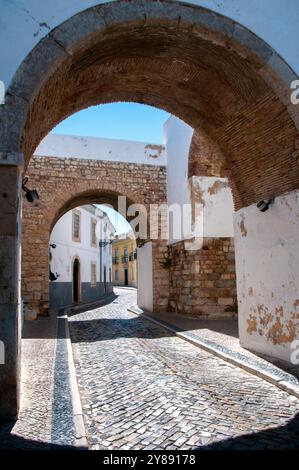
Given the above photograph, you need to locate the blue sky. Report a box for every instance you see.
[53,102,169,144]
[97,204,131,236]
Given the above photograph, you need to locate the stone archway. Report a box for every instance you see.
[0,0,299,420]
[1,0,298,207]
[22,155,168,318]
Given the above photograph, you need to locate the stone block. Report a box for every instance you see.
[218,297,235,306]
[0,95,28,153]
[51,7,106,51]
[9,35,67,103]
[232,24,273,65]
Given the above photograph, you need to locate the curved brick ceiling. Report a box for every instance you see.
[8,0,298,210]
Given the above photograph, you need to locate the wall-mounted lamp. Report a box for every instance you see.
[22,177,39,205]
[99,240,112,247]
[49,243,56,249]
[257,198,274,212]
[49,268,60,282]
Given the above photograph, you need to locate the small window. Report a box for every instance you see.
[90,219,97,247]
[72,211,81,242]
[115,269,119,281]
[91,262,97,287]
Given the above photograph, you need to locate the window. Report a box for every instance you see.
[123,247,128,263]
[72,210,81,242]
[115,269,119,281]
[113,248,119,265]
[90,262,97,287]
[90,218,97,247]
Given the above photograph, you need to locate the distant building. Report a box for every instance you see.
[112,232,137,288]
[49,205,115,308]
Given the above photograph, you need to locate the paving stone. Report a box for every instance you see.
[68,288,299,450]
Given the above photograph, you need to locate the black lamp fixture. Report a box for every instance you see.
[257,197,274,212]
[22,177,39,204]
[99,239,112,247]
[49,243,56,249]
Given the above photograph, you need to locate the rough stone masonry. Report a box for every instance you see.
[22,155,236,318]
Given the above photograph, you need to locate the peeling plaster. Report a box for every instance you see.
[267,318,297,345]
[238,213,247,237]
[144,144,165,159]
[190,181,205,207]
[247,314,257,334]
[247,304,298,345]
[207,179,228,195]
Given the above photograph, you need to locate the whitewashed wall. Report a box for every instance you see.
[50,207,103,282]
[165,115,193,210]
[165,117,234,242]
[234,190,299,362]
[49,205,114,307]
[1,0,299,92]
[190,176,234,238]
[137,241,153,312]
[35,133,166,166]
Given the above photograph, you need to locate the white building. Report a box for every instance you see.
[49,204,115,308]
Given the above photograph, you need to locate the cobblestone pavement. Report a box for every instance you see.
[0,312,75,449]
[69,288,299,450]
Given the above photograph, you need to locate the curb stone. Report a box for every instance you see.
[128,305,299,400]
[63,314,89,449]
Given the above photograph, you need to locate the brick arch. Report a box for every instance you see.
[1,0,298,210]
[22,156,167,316]
[50,186,144,233]
[188,129,242,210]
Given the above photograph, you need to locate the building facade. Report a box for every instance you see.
[49,205,115,309]
[112,232,137,288]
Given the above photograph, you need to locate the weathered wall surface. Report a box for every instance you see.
[189,176,234,238]
[22,156,167,316]
[168,238,237,317]
[0,165,22,419]
[165,116,236,317]
[35,133,166,166]
[235,189,299,362]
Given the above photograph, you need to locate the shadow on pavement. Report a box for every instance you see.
[69,315,174,342]
[197,412,299,450]
[0,422,80,450]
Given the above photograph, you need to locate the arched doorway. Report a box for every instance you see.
[72,257,80,303]
[1,0,299,420]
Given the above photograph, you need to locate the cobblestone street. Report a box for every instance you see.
[69,288,299,450]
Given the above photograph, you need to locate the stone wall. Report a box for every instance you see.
[168,238,237,317]
[22,155,237,319]
[22,156,168,316]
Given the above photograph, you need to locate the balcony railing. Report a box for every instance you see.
[112,257,119,265]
